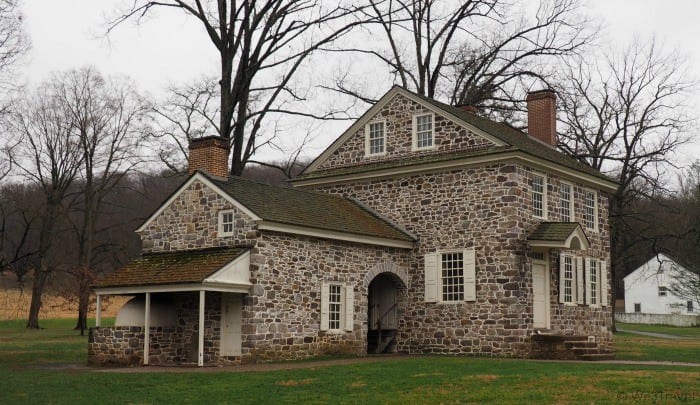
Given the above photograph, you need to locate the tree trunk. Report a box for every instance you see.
[27,263,49,329]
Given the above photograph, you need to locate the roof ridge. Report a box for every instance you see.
[140,246,250,257]
[208,172,350,201]
[345,196,418,241]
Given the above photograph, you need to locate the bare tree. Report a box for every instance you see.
[5,80,84,329]
[110,0,367,175]
[556,40,696,326]
[330,0,591,119]
[59,67,151,333]
[0,0,29,95]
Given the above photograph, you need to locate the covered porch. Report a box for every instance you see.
[89,247,251,367]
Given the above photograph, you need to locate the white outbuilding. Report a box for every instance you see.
[623,254,699,315]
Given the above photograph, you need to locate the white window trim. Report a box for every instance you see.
[412,112,436,151]
[586,258,599,308]
[559,181,574,222]
[364,120,387,157]
[218,209,235,237]
[320,282,354,333]
[559,253,579,306]
[583,188,598,232]
[532,172,548,220]
[424,249,476,303]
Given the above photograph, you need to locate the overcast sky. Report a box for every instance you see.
[19,0,700,170]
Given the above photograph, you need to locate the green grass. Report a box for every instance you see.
[0,320,699,404]
[616,322,700,338]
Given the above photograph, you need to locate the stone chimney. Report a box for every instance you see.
[526,89,557,147]
[457,104,478,114]
[188,136,230,178]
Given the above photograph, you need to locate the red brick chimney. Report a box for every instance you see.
[526,89,557,147]
[188,136,230,178]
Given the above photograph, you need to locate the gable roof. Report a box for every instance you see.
[136,171,416,248]
[528,222,590,250]
[206,174,415,244]
[297,86,616,190]
[93,247,248,288]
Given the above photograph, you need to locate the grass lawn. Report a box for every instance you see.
[616,322,700,338]
[613,322,700,363]
[1,319,699,404]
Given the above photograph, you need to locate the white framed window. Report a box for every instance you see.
[583,188,597,231]
[424,249,476,303]
[412,113,435,150]
[532,172,547,219]
[559,182,573,222]
[561,255,574,304]
[218,210,235,236]
[658,286,667,297]
[588,258,598,306]
[320,282,354,332]
[365,120,386,156]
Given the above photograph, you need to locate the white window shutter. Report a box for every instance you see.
[320,282,329,331]
[584,258,591,306]
[559,253,566,303]
[600,260,608,306]
[464,249,476,301]
[576,256,584,304]
[424,253,439,302]
[344,284,354,332]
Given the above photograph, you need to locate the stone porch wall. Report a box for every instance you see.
[241,232,412,362]
[88,291,239,366]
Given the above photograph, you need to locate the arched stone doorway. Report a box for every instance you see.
[364,261,408,354]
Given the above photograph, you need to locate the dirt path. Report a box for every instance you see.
[616,329,684,340]
[81,355,700,373]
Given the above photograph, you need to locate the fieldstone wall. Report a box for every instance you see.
[88,291,238,366]
[310,161,613,356]
[317,94,495,171]
[240,232,412,362]
[139,180,258,253]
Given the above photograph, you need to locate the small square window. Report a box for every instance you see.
[218,210,235,236]
[413,113,434,150]
[634,303,641,313]
[658,286,667,297]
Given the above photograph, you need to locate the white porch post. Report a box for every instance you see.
[144,292,151,366]
[198,290,205,367]
[95,295,102,327]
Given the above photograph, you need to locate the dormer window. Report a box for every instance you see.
[413,113,434,150]
[365,121,386,156]
[218,210,235,236]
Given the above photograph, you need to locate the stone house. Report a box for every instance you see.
[89,86,617,366]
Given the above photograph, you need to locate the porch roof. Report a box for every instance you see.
[93,247,249,289]
[527,222,590,250]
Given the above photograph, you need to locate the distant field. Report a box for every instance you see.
[0,320,699,404]
[614,322,700,363]
[0,287,128,321]
[616,322,700,338]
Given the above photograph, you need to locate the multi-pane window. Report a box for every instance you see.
[584,189,597,230]
[414,114,434,149]
[441,252,464,302]
[589,259,598,306]
[328,284,342,330]
[688,301,694,312]
[658,286,667,297]
[634,303,641,313]
[218,210,235,236]
[563,256,573,303]
[532,173,546,218]
[560,182,572,222]
[367,121,385,155]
